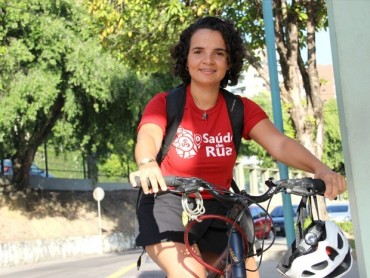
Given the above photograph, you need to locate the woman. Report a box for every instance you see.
[129,16,346,278]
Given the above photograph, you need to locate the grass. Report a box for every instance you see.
[336,221,353,235]
[34,148,86,179]
[34,147,129,182]
[335,221,356,254]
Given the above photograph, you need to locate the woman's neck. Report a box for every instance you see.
[190,83,220,110]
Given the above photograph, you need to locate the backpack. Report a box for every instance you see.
[157,84,244,193]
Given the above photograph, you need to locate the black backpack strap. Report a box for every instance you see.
[220,88,244,155]
[221,89,244,193]
[156,85,186,164]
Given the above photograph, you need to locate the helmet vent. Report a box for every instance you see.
[311,260,328,270]
[326,246,339,261]
[330,249,353,276]
[302,270,315,277]
[337,233,344,249]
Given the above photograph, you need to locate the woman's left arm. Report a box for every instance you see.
[249,119,346,200]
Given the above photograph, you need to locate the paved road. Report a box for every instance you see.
[0,237,359,277]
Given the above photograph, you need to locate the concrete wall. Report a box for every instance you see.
[327,1,370,277]
[0,233,136,268]
[0,177,137,268]
[29,176,132,191]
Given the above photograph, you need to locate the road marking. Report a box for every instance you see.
[106,262,136,278]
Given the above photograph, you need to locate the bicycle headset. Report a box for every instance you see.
[277,220,353,277]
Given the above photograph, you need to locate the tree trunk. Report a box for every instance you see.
[86,152,98,186]
[245,0,329,219]
[11,94,65,190]
[11,151,35,191]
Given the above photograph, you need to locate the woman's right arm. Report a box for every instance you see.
[129,123,167,194]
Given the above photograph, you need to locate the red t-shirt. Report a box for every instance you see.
[138,85,268,198]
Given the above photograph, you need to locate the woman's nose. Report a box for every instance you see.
[202,52,215,64]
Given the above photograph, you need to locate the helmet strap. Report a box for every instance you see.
[295,196,308,247]
[295,194,321,248]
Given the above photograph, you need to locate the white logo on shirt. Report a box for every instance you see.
[173,126,233,159]
[173,126,202,158]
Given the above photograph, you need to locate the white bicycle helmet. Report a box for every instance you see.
[277,220,352,277]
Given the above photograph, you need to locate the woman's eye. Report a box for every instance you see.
[215,51,226,56]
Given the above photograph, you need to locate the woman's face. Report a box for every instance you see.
[187,29,229,87]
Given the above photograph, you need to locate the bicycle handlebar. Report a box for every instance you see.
[134,176,326,203]
[133,176,326,276]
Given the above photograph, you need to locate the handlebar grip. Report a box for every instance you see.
[311,179,326,194]
[134,176,177,188]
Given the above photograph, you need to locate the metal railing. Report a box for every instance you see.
[233,163,304,195]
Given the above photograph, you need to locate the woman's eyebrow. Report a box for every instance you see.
[190,47,227,52]
[214,48,227,52]
[190,46,204,51]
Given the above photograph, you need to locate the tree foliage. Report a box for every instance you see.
[0,0,343,189]
[86,0,330,160]
[222,1,328,161]
[0,0,155,189]
[85,0,229,72]
[322,99,344,175]
[241,91,344,173]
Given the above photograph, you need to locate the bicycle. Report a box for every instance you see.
[134,176,332,278]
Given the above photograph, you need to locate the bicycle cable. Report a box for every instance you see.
[181,192,205,221]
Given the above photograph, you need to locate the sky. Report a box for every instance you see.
[316,30,333,65]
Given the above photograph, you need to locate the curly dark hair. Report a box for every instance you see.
[171,16,246,88]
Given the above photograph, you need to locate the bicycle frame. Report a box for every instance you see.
[184,213,250,278]
[183,197,259,278]
[207,229,246,278]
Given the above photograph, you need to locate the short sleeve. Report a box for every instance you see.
[137,92,168,133]
[242,97,269,140]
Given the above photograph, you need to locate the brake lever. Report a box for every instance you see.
[170,177,203,194]
[267,178,322,197]
[284,184,313,196]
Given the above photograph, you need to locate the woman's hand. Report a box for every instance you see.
[129,161,167,194]
[314,167,347,200]
[131,123,167,194]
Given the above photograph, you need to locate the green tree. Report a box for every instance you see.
[85,0,213,72]
[93,72,179,179]
[322,99,344,175]
[241,92,344,176]
[86,0,339,216]
[86,0,330,162]
[0,0,144,189]
[235,0,328,161]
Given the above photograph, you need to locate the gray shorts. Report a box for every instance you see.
[135,191,255,255]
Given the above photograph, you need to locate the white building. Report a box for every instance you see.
[227,66,268,98]
[228,64,335,101]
